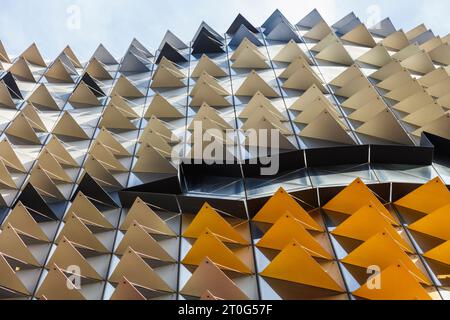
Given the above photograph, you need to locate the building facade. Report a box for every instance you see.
[0,9,449,300]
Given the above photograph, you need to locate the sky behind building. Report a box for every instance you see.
[0,0,448,61]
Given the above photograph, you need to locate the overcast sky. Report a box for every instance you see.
[0,0,448,61]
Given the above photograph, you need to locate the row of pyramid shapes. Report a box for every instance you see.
[400,178,450,270]
[330,65,414,145]
[321,177,442,300]
[1,9,447,72]
[251,187,345,294]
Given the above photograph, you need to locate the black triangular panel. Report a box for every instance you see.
[81,73,105,97]
[192,28,225,55]
[1,72,23,99]
[71,173,120,208]
[227,13,259,35]
[156,43,188,64]
[14,184,59,222]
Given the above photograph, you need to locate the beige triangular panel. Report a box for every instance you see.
[192,55,228,77]
[382,30,410,51]
[141,116,179,144]
[242,112,290,135]
[57,214,109,253]
[0,224,41,267]
[44,136,79,167]
[413,111,450,139]
[67,192,113,229]
[151,63,185,88]
[112,75,145,98]
[406,24,428,40]
[115,223,175,262]
[45,59,74,83]
[402,103,445,127]
[294,97,335,124]
[357,44,391,67]
[37,150,73,184]
[84,156,123,189]
[46,238,103,281]
[29,165,66,200]
[418,67,450,88]
[189,72,230,107]
[21,43,46,67]
[0,139,26,173]
[96,128,131,157]
[377,70,413,91]
[2,202,48,242]
[62,46,82,68]
[0,81,17,108]
[28,84,59,110]
[279,56,313,79]
[0,254,30,295]
[86,58,113,80]
[181,258,249,300]
[235,71,280,97]
[240,91,285,119]
[282,63,326,93]
[341,86,379,110]
[9,57,36,82]
[109,95,139,119]
[109,248,174,293]
[429,43,450,65]
[342,23,377,47]
[231,38,266,61]
[110,277,146,300]
[6,113,41,145]
[188,103,232,131]
[0,41,11,63]
[314,35,354,65]
[22,103,46,132]
[0,160,16,189]
[348,98,387,122]
[290,85,329,111]
[36,264,85,300]
[69,81,101,106]
[159,57,185,77]
[53,112,90,140]
[304,21,333,41]
[329,64,362,87]
[300,109,355,145]
[393,91,435,114]
[273,39,312,64]
[357,109,412,144]
[120,197,176,236]
[370,60,405,81]
[133,144,177,174]
[232,46,269,69]
[427,77,450,98]
[99,105,136,130]
[384,79,423,102]
[145,93,184,119]
[89,142,127,172]
[335,75,372,98]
